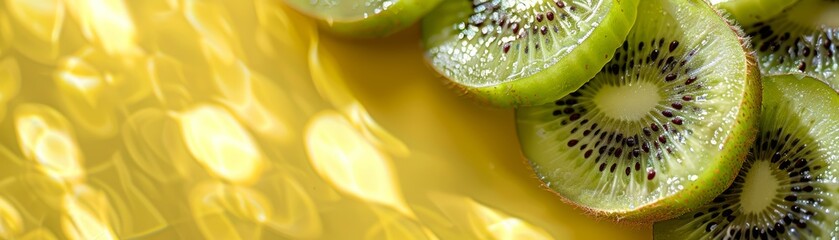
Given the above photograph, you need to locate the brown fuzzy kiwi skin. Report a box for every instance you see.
[522,1,763,224]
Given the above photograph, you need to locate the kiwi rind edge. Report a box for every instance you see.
[521,0,763,224]
[713,0,799,26]
[616,1,763,223]
[431,0,641,107]
[652,74,839,239]
[287,0,444,38]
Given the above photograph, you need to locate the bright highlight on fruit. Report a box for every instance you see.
[421,0,639,106]
[654,74,839,239]
[709,0,797,25]
[515,0,760,222]
[283,0,443,38]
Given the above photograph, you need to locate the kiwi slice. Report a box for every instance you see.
[515,0,760,221]
[283,0,443,38]
[421,0,639,107]
[727,0,839,89]
[654,74,839,239]
[709,0,798,26]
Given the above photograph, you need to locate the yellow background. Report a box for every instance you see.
[0,0,651,239]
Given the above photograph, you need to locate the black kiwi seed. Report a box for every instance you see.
[740,0,839,88]
[657,122,836,239]
[516,0,766,222]
[706,222,717,232]
[665,73,677,81]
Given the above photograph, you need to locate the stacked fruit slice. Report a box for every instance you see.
[732,0,839,89]
[515,0,761,222]
[420,0,638,106]
[285,0,839,237]
[651,0,839,238]
[282,0,443,38]
[654,74,839,239]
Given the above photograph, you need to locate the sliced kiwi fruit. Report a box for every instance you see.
[654,74,839,239]
[709,0,799,26]
[283,0,443,38]
[421,0,639,107]
[515,0,760,221]
[725,0,839,90]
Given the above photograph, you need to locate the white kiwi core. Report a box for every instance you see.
[739,160,781,214]
[593,81,661,121]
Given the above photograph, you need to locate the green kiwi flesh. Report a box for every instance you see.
[728,0,839,90]
[421,0,639,107]
[283,0,443,38]
[515,0,760,221]
[709,0,799,26]
[654,74,839,239]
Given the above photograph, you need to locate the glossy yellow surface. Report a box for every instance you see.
[0,0,651,239]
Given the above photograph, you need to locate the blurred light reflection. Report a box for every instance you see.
[261,174,322,239]
[365,205,439,240]
[0,0,653,238]
[183,0,243,65]
[305,110,412,217]
[61,185,118,240]
[121,109,191,183]
[175,104,264,184]
[5,0,64,63]
[55,46,151,137]
[0,9,12,52]
[63,0,137,55]
[147,53,194,111]
[254,0,310,49]
[307,33,409,157]
[0,196,23,239]
[430,193,557,240]
[19,228,59,240]
[87,154,169,238]
[15,172,69,211]
[14,104,85,183]
[203,48,293,143]
[0,57,20,122]
[189,182,272,240]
